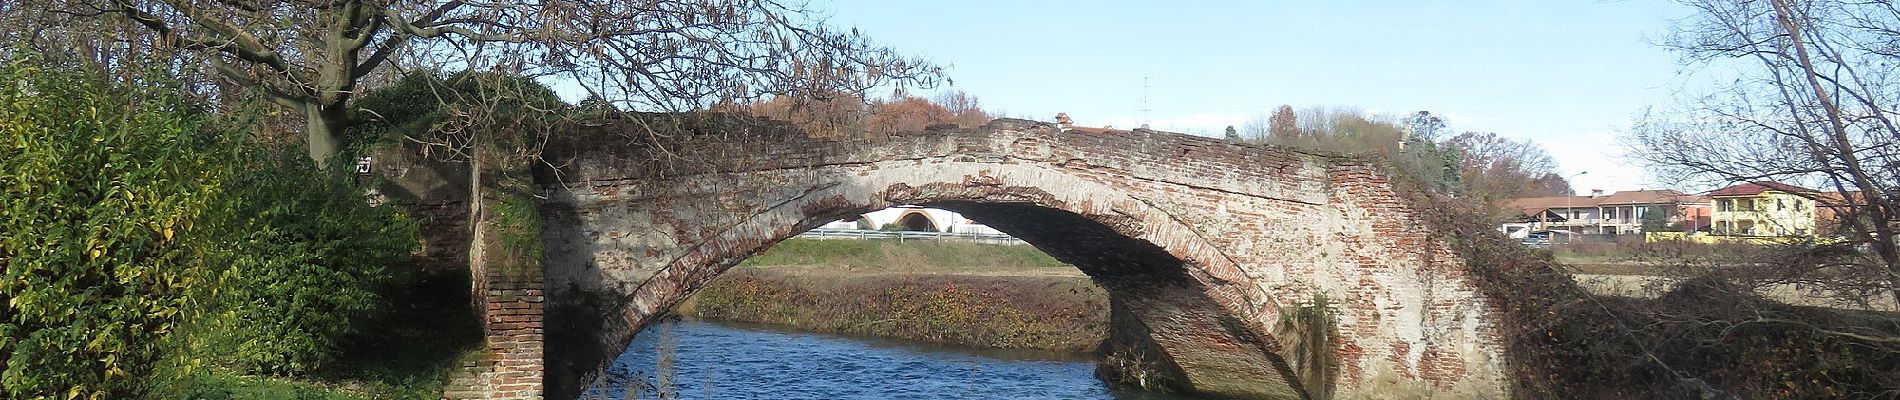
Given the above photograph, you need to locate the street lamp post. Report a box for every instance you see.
[1563,171,1588,240]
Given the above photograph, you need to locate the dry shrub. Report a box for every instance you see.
[1418,196,1900,399]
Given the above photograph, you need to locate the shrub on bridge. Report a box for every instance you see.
[349,70,569,161]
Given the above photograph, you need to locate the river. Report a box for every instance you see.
[583,319,1199,399]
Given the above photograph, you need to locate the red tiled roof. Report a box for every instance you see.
[1508,196,1602,215]
[1708,181,1815,197]
[1595,189,1705,205]
[1506,189,1707,216]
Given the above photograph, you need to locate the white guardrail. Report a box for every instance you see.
[795,228,1026,245]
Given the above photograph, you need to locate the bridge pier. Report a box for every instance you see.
[423,173,547,399]
[446,258,546,400]
[465,254,546,399]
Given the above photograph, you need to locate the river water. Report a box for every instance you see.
[583,319,1198,399]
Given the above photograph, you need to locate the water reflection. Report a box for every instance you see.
[585,319,1197,399]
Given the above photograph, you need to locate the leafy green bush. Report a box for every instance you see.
[0,55,236,399]
[1,53,422,398]
[183,151,416,376]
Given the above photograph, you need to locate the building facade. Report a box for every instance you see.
[1504,189,1710,237]
[1708,182,1819,237]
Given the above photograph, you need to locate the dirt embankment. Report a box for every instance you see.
[674,239,1109,353]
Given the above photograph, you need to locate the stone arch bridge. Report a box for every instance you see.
[458,118,1510,399]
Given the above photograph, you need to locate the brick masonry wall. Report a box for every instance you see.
[530,118,1509,399]
[450,187,548,400]
[476,272,545,399]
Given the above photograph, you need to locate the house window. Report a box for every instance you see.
[1604,208,1616,220]
[1777,199,1785,211]
[1717,199,1731,211]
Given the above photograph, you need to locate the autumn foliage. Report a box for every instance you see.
[736,90,994,137]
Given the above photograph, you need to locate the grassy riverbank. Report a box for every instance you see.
[678,239,1109,353]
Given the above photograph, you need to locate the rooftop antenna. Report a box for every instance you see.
[1138,76,1152,129]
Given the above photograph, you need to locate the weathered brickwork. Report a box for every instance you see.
[527,118,1509,399]
[372,147,546,400]
[442,192,548,400]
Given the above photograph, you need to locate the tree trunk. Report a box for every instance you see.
[304,103,348,168]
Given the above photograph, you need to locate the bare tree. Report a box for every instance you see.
[1447,132,1557,179]
[1240,114,1271,141]
[932,90,991,128]
[39,0,942,166]
[1445,131,1562,218]
[1633,0,1900,310]
[1296,105,1342,138]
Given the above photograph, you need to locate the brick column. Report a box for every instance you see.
[452,180,547,400]
[478,267,545,399]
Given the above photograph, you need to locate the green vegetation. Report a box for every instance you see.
[0,53,472,399]
[738,238,1068,270]
[163,372,368,400]
[349,71,568,160]
[490,190,546,276]
[182,152,417,376]
[0,55,237,400]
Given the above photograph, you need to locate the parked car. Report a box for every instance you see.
[1520,233,1552,249]
[1519,230,1572,248]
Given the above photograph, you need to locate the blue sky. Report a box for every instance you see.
[817,0,1701,194]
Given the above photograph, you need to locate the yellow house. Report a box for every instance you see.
[1708,182,1818,237]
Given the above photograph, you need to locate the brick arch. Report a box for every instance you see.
[529,118,1511,400]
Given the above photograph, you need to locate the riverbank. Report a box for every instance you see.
[675,238,1109,353]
